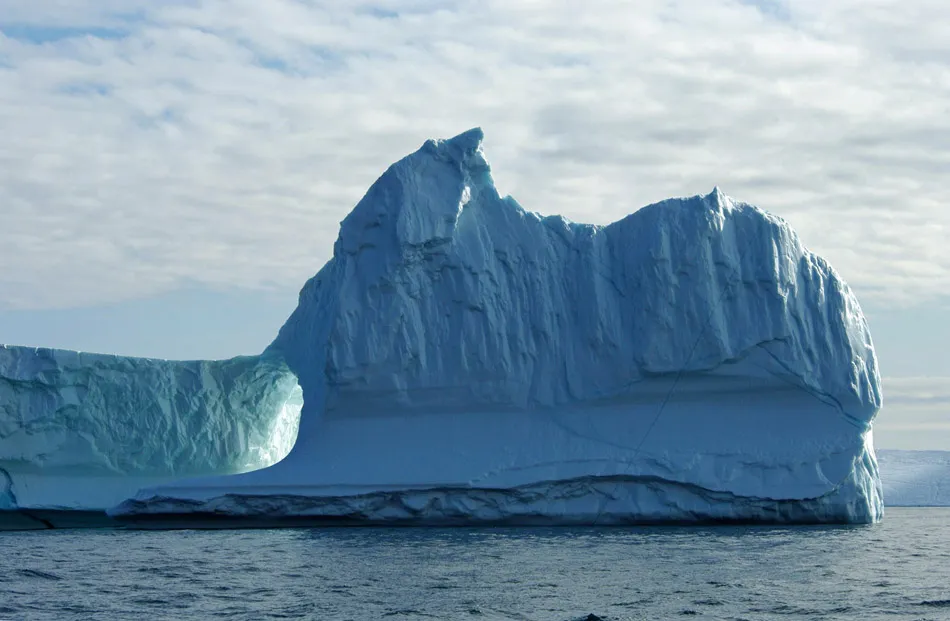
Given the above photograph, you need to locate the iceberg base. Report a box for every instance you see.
[112,472,882,528]
[0,510,117,531]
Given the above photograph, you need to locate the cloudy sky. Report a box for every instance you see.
[0,0,947,449]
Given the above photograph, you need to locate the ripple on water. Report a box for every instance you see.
[16,569,62,581]
[0,508,947,620]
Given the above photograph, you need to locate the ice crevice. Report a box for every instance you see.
[754,342,871,432]
[0,465,17,509]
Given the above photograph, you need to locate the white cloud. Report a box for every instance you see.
[0,0,948,309]
[884,376,950,402]
[875,376,950,449]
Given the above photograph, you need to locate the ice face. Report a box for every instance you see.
[0,346,301,510]
[111,129,884,525]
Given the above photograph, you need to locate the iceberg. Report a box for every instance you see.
[877,450,950,506]
[0,346,301,515]
[104,128,883,525]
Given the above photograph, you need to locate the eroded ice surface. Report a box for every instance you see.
[0,346,301,510]
[113,128,884,524]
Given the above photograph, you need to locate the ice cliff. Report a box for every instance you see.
[110,128,884,525]
[0,346,301,511]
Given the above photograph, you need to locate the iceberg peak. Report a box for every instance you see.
[708,186,729,206]
[336,127,497,257]
[423,126,485,163]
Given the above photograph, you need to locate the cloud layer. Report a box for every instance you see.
[1,0,949,309]
[876,376,950,449]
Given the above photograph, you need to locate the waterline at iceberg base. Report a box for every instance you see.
[7,128,884,527]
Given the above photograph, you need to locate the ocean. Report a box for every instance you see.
[1,507,948,620]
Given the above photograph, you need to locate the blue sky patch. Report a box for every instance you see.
[738,0,791,21]
[56,82,112,97]
[0,24,130,43]
[360,6,400,19]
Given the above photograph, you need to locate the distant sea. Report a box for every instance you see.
[1,508,948,620]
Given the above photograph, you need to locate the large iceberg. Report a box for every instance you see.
[0,346,301,514]
[103,128,883,525]
[877,450,950,506]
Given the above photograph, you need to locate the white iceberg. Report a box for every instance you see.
[104,128,884,524]
[878,450,950,506]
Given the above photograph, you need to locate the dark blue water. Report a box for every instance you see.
[1,508,949,620]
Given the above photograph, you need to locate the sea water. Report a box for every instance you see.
[1,508,948,620]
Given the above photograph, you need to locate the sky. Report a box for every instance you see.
[0,0,947,449]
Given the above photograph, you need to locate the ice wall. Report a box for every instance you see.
[115,128,884,524]
[0,346,301,510]
[273,129,879,432]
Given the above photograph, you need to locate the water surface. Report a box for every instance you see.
[1,508,948,620]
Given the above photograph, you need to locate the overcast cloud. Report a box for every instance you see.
[0,0,948,448]
[1,0,948,310]
[877,376,950,449]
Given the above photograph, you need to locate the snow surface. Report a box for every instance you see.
[878,450,950,506]
[112,128,884,524]
[0,346,301,510]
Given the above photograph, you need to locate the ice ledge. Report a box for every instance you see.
[110,472,881,526]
